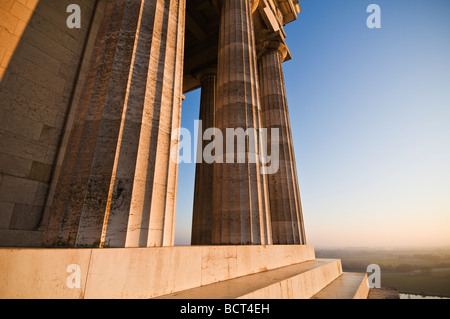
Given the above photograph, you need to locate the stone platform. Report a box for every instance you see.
[0,245,369,299]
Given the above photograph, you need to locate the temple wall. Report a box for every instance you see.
[0,0,105,246]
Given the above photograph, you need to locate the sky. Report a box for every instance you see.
[174,0,450,248]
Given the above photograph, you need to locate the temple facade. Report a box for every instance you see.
[0,0,385,300]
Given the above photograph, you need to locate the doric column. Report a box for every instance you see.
[191,72,216,245]
[257,38,306,245]
[44,0,186,248]
[212,0,272,245]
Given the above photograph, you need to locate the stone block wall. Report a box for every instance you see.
[0,0,104,246]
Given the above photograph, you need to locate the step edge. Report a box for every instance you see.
[311,271,369,299]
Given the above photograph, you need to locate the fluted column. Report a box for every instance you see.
[258,39,306,245]
[212,0,272,245]
[44,0,185,248]
[191,72,216,245]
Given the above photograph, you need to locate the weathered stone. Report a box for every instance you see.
[0,0,101,244]
[28,161,53,183]
[44,0,186,248]
[0,202,14,229]
[9,204,42,230]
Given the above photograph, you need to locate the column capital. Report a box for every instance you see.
[257,36,289,61]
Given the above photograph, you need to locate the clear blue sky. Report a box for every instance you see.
[175,0,450,248]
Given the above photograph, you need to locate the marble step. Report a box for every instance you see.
[311,272,370,299]
[156,258,342,299]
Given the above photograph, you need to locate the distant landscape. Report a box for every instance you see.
[315,247,450,298]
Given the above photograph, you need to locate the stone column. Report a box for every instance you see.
[212,0,272,245]
[258,39,306,245]
[191,72,216,245]
[44,0,185,248]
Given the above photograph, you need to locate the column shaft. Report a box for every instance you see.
[212,0,272,245]
[191,74,216,245]
[258,45,306,245]
[44,0,185,248]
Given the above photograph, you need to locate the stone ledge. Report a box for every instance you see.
[0,244,315,299]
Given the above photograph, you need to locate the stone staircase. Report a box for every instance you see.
[156,258,369,299]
